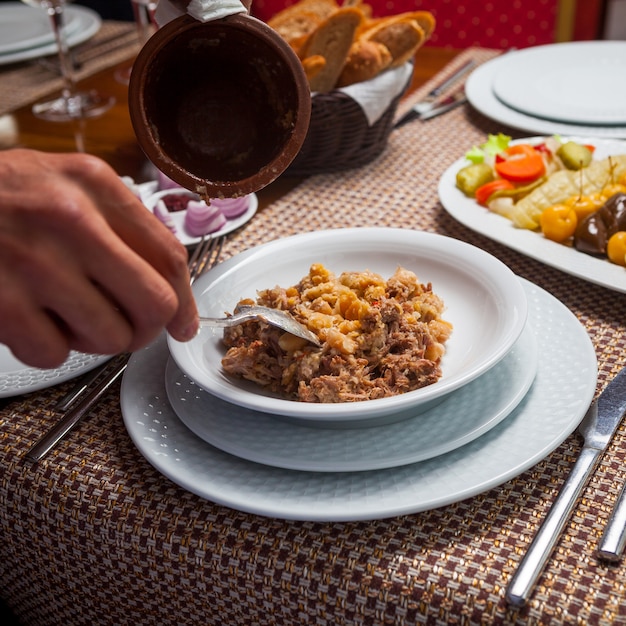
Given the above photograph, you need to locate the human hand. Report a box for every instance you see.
[0,149,199,368]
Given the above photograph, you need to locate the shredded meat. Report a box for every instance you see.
[220,264,452,403]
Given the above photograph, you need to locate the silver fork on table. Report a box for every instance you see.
[24,235,226,464]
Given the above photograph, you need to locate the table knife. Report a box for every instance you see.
[23,354,130,464]
[418,90,467,121]
[505,366,626,607]
[394,87,467,127]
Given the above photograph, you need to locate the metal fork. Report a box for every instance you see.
[24,234,227,463]
[188,234,225,284]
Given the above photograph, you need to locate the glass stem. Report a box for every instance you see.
[46,1,79,110]
[132,0,159,47]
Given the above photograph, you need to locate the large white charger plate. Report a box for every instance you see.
[164,321,537,471]
[142,188,258,246]
[439,137,626,294]
[121,278,597,521]
[0,2,80,55]
[0,5,101,67]
[492,42,626,126]
[0,346,110,398]
[465,53,626,139]
[167,228,528,424]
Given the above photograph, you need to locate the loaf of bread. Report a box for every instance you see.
[268,0,339,45]
[300,7,364,92]
[336,39,392,87]
[267,1,435,91]
[359,15,426,67]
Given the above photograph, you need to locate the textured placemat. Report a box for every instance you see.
[0,21,138,116]
[2,47,626,626]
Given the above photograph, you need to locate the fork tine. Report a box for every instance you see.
[208,235,225,268]
[188,236,213,284]
[189,234,227,284]
[187,234,207,269]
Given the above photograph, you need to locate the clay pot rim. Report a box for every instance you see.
[128,13,311,198]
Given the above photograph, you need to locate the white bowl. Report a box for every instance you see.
[167,228,528,424]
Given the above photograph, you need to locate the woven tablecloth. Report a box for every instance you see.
[2,47,626,625]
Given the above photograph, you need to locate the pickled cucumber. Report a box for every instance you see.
[456,163,494,197]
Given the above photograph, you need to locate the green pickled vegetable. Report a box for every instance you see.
[456,163,494,197]
[557,141,593,170]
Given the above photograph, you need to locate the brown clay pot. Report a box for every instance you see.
[128,13,311,198]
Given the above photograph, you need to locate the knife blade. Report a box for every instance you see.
[505,366,626,607]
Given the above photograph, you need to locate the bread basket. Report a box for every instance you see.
[285,62,412,176]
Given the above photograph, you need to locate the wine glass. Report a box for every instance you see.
[115,0,158,85]
[21,0,115,121]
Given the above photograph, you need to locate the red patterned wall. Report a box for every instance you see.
[251,0,603,49]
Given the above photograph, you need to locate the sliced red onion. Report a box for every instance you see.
[184,200,227,237]
[209,195,250,219]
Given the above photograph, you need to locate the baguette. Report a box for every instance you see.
[267,0,435,90]
[268,0,339,26]
[336,39,392,87]
[300,7,364,92]
[268,11,323,46]
[359,16,426,67]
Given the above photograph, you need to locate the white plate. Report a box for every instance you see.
[438,136,626,294]
[121,278,597,521]
[0,5,101,66]
[0,3,81,55]
[492,42,626,126]
[465,53,626,139]
[164,320,537,471]
[0,345,110,398]
[167,228,528,423]
[142,188,258,246]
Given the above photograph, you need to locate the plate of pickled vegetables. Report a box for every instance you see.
[438,134,626,293]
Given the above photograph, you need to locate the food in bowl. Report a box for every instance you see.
[220,263,452,403]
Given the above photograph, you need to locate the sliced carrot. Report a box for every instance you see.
[495,144,546,183]
[475,179,515,206]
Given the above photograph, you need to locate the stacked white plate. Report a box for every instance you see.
[466,42,626,139]
[0,3,101,66]
[120,228,598,521]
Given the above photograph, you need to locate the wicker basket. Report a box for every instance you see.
[285,67,412,177]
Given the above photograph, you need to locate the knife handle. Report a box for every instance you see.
[505,446,600,607]
[597,479,626,561]
[23,356,129,463]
